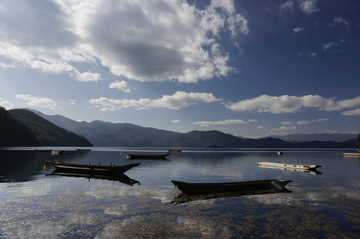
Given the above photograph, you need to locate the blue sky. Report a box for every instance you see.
[0,0,359,138]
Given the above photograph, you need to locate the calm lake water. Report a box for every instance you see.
[0,147,359,238]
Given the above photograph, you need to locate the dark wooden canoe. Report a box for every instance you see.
[127,153,170,159]
[76,148,91,152]
[47,160,140,174]
[171,179,292,195]
[168,149,182,153]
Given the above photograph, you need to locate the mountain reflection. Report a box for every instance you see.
[0,150,47,182]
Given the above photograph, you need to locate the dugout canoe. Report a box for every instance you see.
[171,179,292,195]
[127,153,170,159]
[47,160,140,174]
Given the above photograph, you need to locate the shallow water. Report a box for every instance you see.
[0,148,359,238]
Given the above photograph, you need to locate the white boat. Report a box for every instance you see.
[257,162,322,171]
[51,150,62,155]
[343,152,360,157]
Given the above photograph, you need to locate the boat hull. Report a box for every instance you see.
[258,162,322,170]
[47,160,140,174]
[343,153,360,157]
[171,179,292,195]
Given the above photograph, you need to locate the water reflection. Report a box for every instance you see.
[172,188,292,204]
[47,170,140,185]
[0,151,46,182]
[0,148,359,238]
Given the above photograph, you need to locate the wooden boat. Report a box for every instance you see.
[48,170,140,185]
[257,162,322,171]
[258,164,321,175]
[168,149,182,153]
[35,149,52,152]
[171,179,292,195]
[47,160,140,174]
[127,153,170,159]
[343,152,360,157]
[76,148,91,152]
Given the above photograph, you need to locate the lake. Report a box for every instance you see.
[0,147,359,238]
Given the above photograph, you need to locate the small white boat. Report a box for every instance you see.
[258,162,322,171]
[51,150,62,155]
[343,153,360,157]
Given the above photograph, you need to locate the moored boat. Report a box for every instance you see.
[257,162,322,171]
[76,148,91,152]
[47,160,140,174]
[343,152,360,157]
[127,153,170,159]
[168,149,182,153]
[51,150,62,155]
[171,179,292,195]
[258,164,321,175]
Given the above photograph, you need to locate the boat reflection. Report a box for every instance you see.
[48,170,140,186]
[172,188,292,204]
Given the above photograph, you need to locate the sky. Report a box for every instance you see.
[0,0,359,138]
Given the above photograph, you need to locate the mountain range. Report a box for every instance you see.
[32,109,357,148]
[0,107,92,147]
[272,133,358,142]
[0,107,40,146]
[0,106,357,148]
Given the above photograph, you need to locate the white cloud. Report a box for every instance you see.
[0,0,248,83]
[341,109,360,116]
[279,126,297,131]
[281,121,293,125]
[280,0,319,15]
[171,120,180,123]
[225,95,360,114]
[0,62,15,68]
[293,27,304,33]
[308,52,317,58]
[323,42,337,51]
[280,1,295,11]
[300,0,319,14]
[297,118,329,125]
[90,91,221,111]
[109,80,131,93]
[297,120,309,125]
[329,17,350,29]
[313,118,328,122]
[16,94,57,110]
[0,97,13,109]
[76,71,102,82]
[193,119,248,127]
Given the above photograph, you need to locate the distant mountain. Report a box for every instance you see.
[30,110,357,148]
[9,109,92,147]
[31,111,324,148]
[273,133,357,142]
[0,107,40,146]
